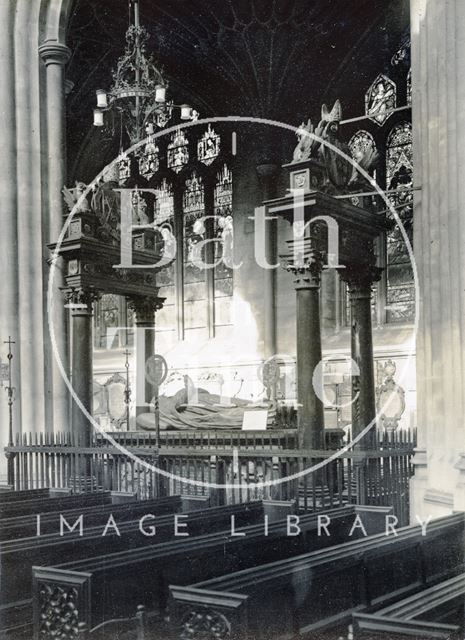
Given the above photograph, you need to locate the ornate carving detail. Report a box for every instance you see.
[38,583,79,639]
[180,607,231,640]
[128,295,165,324]
[63,288,100,309]
[376,359,406,432]
[291,100,370,194]
[281,250,325,289]
[63,182,91,214]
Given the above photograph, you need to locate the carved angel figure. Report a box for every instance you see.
[62,181,91,213]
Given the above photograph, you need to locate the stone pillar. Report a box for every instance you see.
[67,289,98,447]
[410,0,465,516]
[0,1,21,451]
[340,265,382,449]
[284,252,325,450]
[256,163,279,358]
[128,296,165,417]
[39,40,71,434]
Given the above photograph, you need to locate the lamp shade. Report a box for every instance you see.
[96,89,108,108]
[93,109,104,127]
[155,85,166,103]
[180,104,192,120]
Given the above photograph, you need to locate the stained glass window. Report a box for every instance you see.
[183,172,208,338]
[138,135,159,180]
[349,130,377,162]
[385,122,414,322]
[167,128,189,173]
[214,164,233,328]
[154,178,174,226]
[365,74,396,126]
[198,124,220,166]
[118,154,131,183]
[153,178,176,315]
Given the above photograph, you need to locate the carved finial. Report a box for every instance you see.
[321,99,342,123]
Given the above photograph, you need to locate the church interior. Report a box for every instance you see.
[0,0,464,638]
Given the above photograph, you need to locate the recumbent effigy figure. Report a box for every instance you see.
[136,372,276,431]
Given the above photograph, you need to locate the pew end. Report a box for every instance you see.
[110,490,138,504]
[169,585,249,640]
[262,499,296,522]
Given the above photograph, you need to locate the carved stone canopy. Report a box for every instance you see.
[49,230,166,302]
[264,189,389,269]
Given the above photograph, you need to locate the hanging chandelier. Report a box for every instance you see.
[93,0,198,145]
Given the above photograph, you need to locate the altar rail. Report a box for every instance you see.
[4,429,416,525]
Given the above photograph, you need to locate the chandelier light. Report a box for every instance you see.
[93,0,198,144]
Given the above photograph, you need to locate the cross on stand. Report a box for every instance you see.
[123,349,132,432]
[2,337,16,486]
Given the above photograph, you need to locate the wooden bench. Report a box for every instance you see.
[353,572,465,639]
[31,505,391,639]
[169,512,465,640]
[0,488,52,502]
[0,500,263,637]
[0,493,181,541]
[0,490,113,519]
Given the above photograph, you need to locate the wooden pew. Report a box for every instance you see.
[0,490,112,519]
[0,493,180,541]
[0,487,66,503]
[31,505,391,639]
[1,500,263,637]
[352,572,465,639]
[169,512,465,640]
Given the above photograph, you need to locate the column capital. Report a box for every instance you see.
[38,40,71,66]
[128,295,165,325]
[338,263,383,298]
[281,250,325,289]
[63,287,100,313]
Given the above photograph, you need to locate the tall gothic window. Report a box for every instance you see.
[93,126,234,352]
[183,171,208,341]
[385,122,414,322]
[213,164,233,333]
[341,57,413,327]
